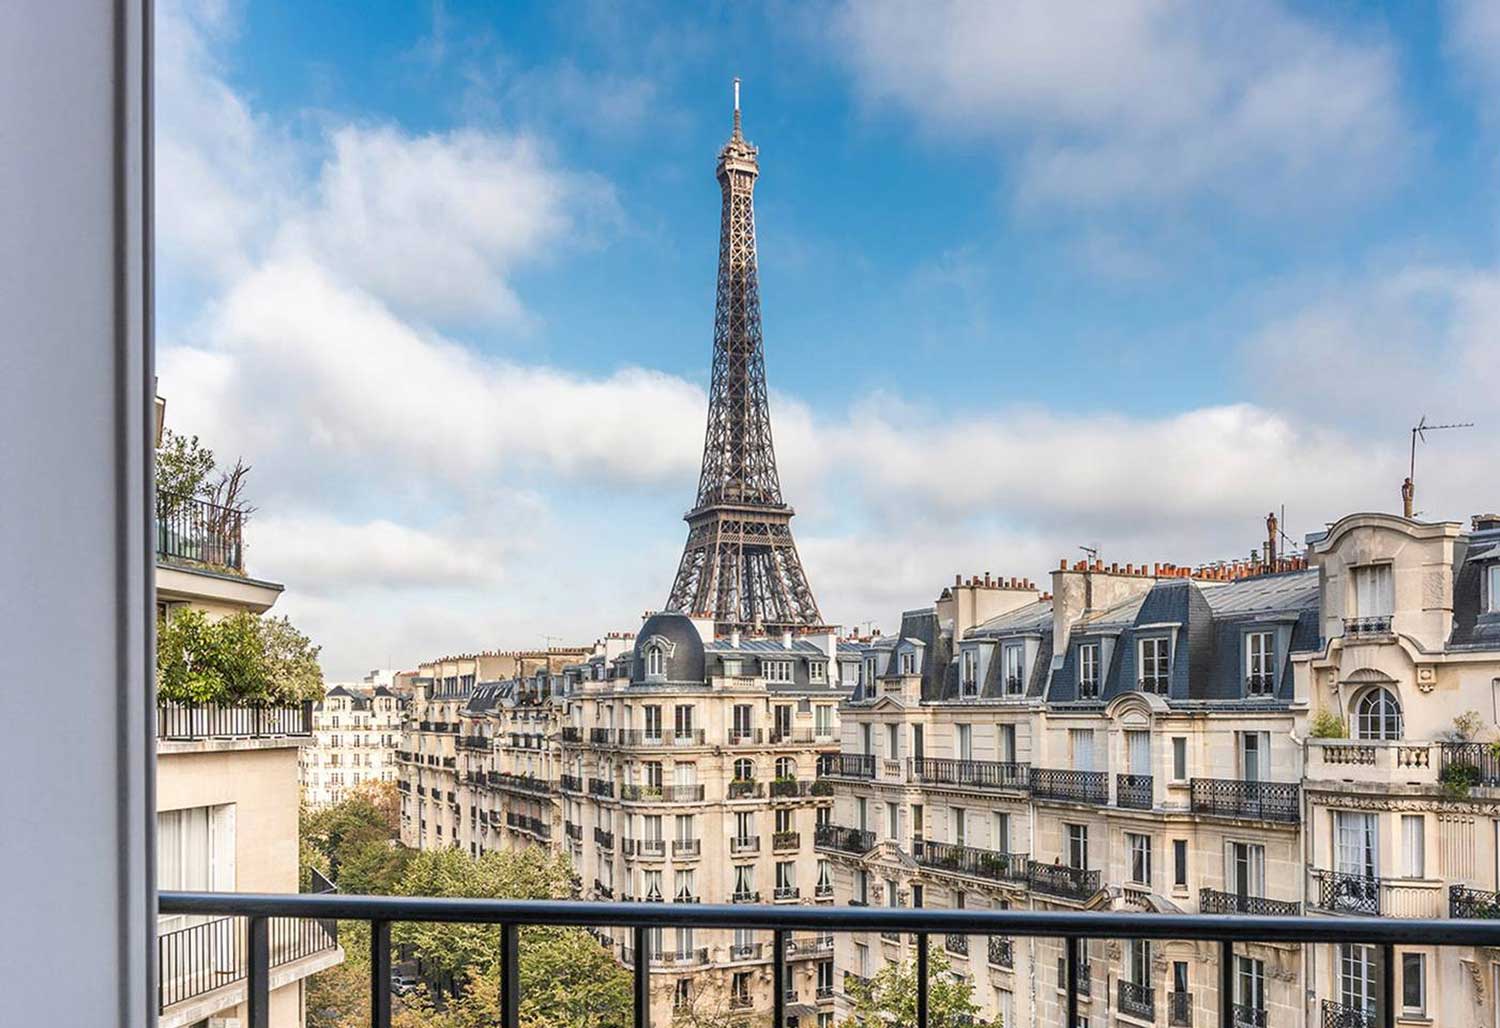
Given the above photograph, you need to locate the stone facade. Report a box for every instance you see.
[301,672,406,808]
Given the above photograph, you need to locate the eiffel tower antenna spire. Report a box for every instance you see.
[666,83,823,636]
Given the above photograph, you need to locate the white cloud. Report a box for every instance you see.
[1448,0,1500,99]
[830,0,1408,215]
[249,514,510,593]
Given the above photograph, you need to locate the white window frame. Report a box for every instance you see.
[1353,564,1395,619]
[1003,643,1025,695]
[1139,636,1170,693]
[1402,814,1425,879]
[762,660,793,684]
[1401,951,1427,1017]
[1077,642,1100,697]
[646,645,664,677]
[960,648,978,697]
[1127,832,1152,886]
[1245,630,1274,694]
[899,651,916,675]
[1489,564,1500,614]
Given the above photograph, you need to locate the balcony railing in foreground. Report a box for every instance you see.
[158,701,313,740]
[159,891,1500,1028]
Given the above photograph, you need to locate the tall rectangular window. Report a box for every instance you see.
[1139,637,1170,692]
[886,802,899,839]
[961,649,978,696]
[998,723,1017,762]
[1245,630,1274,694]
[1353,564,1394,618]
[1173,839,1188,887]
[674,704,694,738]
[1127,832,1152,886]
[1003,643,1025,695]
[886,723,899,758]
[953,807,966,846]
[1402,814,1425,878]
[1401,952,1426,1016]
[994,812,1010,853]
[814,704,833,736]
[911,804,924,840]
[1067,824,1088,869]
[1237,956,1266,1015]
[1228,841,1266,897]
[957,723,973,761]
[1239,732,1269,782]
[731,704,752,739]
[1489,564,1500,614]
[899,651,916,675]
[1171,737,1187,781]
[1077,642,1100,697]
[1069,728,1095,771]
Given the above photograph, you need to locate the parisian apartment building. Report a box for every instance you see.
[300,669,406,808]
[154,396,342,1028]
[818,509,1500,1028]
[399,617,859,1026]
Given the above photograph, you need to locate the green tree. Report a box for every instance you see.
[157,608,324,704]
[301,782,409,894]
[847,949,989,1028]
[156,428,217,504]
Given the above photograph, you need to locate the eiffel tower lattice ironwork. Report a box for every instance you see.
[666,81,823,636]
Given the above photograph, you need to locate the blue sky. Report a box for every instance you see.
[156,1,1499,677]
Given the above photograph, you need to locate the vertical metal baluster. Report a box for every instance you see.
[1382,943,1395,1028]
[247,915,269,1028]
[1065,937,1078,1028]
[371,919,391,1028]
[501,923,520,1028]
[773,928,788,1028]
[1219,939,1233,1028]
[634,925,650,1028]
[916,932,929,1028]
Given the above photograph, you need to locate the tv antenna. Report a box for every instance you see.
[1079,544,1099,563]
[1405,415,1473,518]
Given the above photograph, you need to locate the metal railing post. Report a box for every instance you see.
[916,932,929,1028]
[1382,942,1395,1028]
[247,915,269,1028]
[501,922,520,1028]
[773,928,788,1028]
[1219,939,1233,1027]
[1065,936,1079,1028]
[371,919,391,1028]
[634,925,650,1028]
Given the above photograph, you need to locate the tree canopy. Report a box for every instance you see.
[157,608,323,703]
[846,949,989,1028]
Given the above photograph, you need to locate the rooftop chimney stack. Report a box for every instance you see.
[1265,511,1278,565]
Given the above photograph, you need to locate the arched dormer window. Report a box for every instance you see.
[646,645,664,677]
[1355,687,1403,741]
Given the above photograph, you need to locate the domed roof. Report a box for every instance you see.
[632,612,706,684]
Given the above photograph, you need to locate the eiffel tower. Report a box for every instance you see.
[666,81,823,636]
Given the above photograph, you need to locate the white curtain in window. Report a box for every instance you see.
[1355,565,1394,617]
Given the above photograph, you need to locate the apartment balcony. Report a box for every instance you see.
[727,780,765,800]
[155,490,245,571]
[1342,615,1393,639]
[769,727,816,745]
[157,915,337,1014]
[730,890,761,904]
[814,824,875,855]
[943,932,968,956]
[456,734,492,752]
[1233,1004,1268,1027]
[773,886,800,902]
[673,839,701,858]
[1168,990,1193,1026]
[787,935,834,959]
[157,701,313,741]
[588,778,615,799]
[728,728,763,745]
[986,935,1013,969]
[559,773,583,793]
[815,883,834,899]
[1452,884,1500,918]
[1311,869,1442,918]
[1029,768,1108,805]
[1119,980,1155,1021]
[506,813,550,840]
[489,772,552,797]
[623,838,666,859]
[911,757,1029,791]
[730,835,761,855]
[1116,773,1153,810]
[589,728,613,744]
[1307,740,1439,787]
[1199,888,1301,917]
[1321,998,1373,1028]
[564,821,582,843]
[825,753,876,780]
[816,984,835,1001]
[877,758,906,784]
[1189,778,1299,823]
[620,783,705,802]
[1440,742,1500,787]
[1026,860,1101,901]
[770,779,830,799]
[660,948,709,967]
[729,992,753,1010]
[729,942,764,961]
[772,831,800,850]
[914,840,1029,884]
[593,827,615,850]
[560,727,582,744]
[593,880,613,900]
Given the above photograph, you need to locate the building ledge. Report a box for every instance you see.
[156,561,284,614]
[159,735,309,755]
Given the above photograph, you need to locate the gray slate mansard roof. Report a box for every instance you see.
[1452,524,1500,651]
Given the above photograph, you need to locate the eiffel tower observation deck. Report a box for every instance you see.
[666,81,824,637]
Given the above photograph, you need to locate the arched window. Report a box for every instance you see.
[775,756,796,780]
[645,645,664,677]
[1355,687,1403,741]
[733,758,754,782]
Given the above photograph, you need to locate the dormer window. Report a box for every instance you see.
[1077,643,1100,698]
[1352,564,1394,618]
[864,656,878,684]
[960,649,978,697]
[1002,643,1025,696]
[1139,637,1170,694]
[1488,564,1500,614]
[899,652,916,675]
[762,660,793,683]
[809,661,826,683]
[645,646,664,677]
[1245,631,1274,695]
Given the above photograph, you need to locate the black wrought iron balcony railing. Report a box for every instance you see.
[730,836,761,854]
[560,726,582,744]
[505,813,550,839]
[673,839,701,858]
[773,886,800,901]
[728,728,764,744]
[769,778,809,798]
[456,734,492,751]
[815,823,876,855]
[730,890,761,904]
[1027,860,1102,901]
[1117,773,1153,809]
[915,840,1029,884]
[559,773,583,792]
[825,753,876,779]
[1233,1003,1268,1027]
[594,827,615,849]
[564,821,582,842]
[1343,615,1393,638]
[1451,884,1500,918]
[987,935,1013,968]
[730,941,763,960]
[155,489,245,571]
[589,728,613,744]
[161,890,1500,1028]
[1199,888,1301,917]
[769,727,816,744]
[157,914,336,1011]
[1440,742,1500,787]
[911,757,1029,791]
[588,778,615,798]
[1312,869,1380,916]
[158,701,313,740]
[1056,956,1092,997]
[943,932,968,956]
[489,772,552,797]
[1119,980,1155,1020]
[1190,778,1300,823]
[1029,768,1108,804]
[772,831,801,850]
[1169,990,1193,1026]
[727,780,764,799]
[1320,997,1374,1028]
